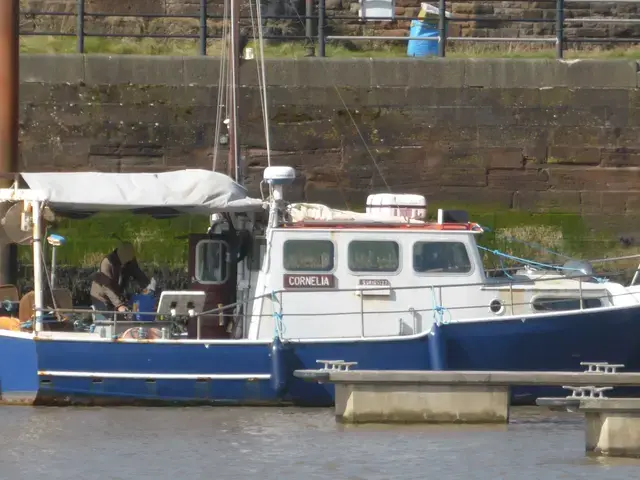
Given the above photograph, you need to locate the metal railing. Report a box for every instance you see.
[28,266,640,341]
[18,0,640,59]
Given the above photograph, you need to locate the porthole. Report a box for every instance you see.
[489,299,505,315]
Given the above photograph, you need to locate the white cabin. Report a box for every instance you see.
[247,223,618,340]
[244,190,626,341]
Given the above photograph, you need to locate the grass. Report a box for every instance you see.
[18,212,209,268]
[13,206,638,278]
[19,35,640,59]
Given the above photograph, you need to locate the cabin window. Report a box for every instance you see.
[348,240,400,273]
[532,297,602,312]
[195,240,228,284]
[413,241,472,274]
[283,240,334,271]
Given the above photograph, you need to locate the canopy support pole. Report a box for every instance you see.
[32,201,44,333]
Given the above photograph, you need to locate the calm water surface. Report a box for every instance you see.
[0,406,639,479]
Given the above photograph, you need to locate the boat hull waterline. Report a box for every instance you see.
[2,305,640,407]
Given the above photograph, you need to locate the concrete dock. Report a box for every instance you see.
[294,361,640,458]
[294,363,640,424]
[581,398,640,458]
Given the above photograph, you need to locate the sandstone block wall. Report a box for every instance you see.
[18,54,640,239]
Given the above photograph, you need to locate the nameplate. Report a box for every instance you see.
[358,279,391,287]
[357,278,391,296]
[283,274,336,289]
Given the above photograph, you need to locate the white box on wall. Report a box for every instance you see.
[359,0,395,21]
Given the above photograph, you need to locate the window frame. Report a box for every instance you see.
[282,239,336,272]
[411,240,474,276]
[530,295,603,312]
[347,239,401,275]
[194,239,230,285]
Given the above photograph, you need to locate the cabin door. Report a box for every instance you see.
[187,233,238,339]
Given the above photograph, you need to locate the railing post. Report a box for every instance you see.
[305,0,315,56]
[555,0,564,59]
[76,0,85,54]
[579,276,584,310]
[360,291,365,338]
[437,0,446,58]
[199,0,208,56]
[509,283,514,315]
[317,0,326,57]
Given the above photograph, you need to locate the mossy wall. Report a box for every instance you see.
[17,55,640,293]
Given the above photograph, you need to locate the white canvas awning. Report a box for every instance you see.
[19,169,264,216]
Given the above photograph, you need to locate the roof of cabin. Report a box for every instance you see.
[284,202,480,232]
[282,221,484,232]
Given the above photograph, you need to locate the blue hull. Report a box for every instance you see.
[1,305,640,406]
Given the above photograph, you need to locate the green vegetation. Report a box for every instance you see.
[20,36,640,59]
[445,206,636,276]
[15,205,635,278]
[18,212,209,269]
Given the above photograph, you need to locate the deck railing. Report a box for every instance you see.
[38,266,640,341]
[19,0,640,58]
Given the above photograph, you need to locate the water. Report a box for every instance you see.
[1,406,639,479]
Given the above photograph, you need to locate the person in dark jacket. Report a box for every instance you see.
[90,242,150,313]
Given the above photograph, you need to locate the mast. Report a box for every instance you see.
[227,0,241,184]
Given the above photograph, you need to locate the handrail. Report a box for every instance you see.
[17,0,640,59]
[46,266,634,320]
[40,288,640,339]
[35,267,640,336]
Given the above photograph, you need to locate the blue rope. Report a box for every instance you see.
[271,291,285,338]
[478,245,607,283]
[478,224,572,260]
[498,255,514,279]
[431,288,451,325]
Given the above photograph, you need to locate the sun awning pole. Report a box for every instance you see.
[32,201,44,333]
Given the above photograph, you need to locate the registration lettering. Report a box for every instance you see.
[283,274,336,289]
[358,279,391,287]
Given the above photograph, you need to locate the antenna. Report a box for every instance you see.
[263,166,296,202]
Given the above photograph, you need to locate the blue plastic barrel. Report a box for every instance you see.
[407,20,439,58]
[131,293,156,322]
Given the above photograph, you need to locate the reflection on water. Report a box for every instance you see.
[0,406,639,480]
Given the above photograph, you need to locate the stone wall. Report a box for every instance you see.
[20,0,640,41]
[18,54,640,243]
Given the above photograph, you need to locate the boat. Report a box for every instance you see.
[2,166,640,406]
[3,0,640,407]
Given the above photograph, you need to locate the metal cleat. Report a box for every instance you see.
[563,385,613,399]
[316,360,358,371]
[580,362,625,374]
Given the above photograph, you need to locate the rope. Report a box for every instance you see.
[249,0,272,168]
[271,291,285,338]
[281,1,392,193]
[477,245,607,283]
[212,0,230,171]
[498,255,514,279]
[431,288,451,325]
